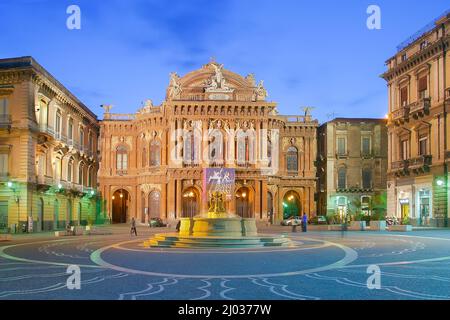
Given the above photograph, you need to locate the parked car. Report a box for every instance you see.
[309,215,327,225]
[281,216,302,226]
[149,217,167,228]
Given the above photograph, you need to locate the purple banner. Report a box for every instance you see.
[203,168,235,200]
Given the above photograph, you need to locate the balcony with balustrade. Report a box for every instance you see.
[391,106,409,126]
[409,97,431,119]
[408,155,432,173]
[391,159,409,176]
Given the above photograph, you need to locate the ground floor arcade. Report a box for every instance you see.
[100,178,317,225]
[0,181,105,233]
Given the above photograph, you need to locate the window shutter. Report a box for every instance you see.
[400,87,408,106]
[418,76,427,92]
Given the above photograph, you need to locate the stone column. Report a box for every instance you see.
[254,181,261,219]
[161,183,167,219]
[261,121,269,168]
[261,180,268,220]
[167,179,176,219]
[202,120,209,167]
[137,188,142,223]
[176,180,182,218]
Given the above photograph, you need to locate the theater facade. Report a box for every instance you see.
[98,62,318,224]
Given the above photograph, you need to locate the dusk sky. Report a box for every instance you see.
[1,0,449,122]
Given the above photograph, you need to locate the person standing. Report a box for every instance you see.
[130,217,137,236]
[302,213,308,232]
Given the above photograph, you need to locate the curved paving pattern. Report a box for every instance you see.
[1,229,450,300]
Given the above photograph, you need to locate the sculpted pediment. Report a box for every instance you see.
[166,61,268,102]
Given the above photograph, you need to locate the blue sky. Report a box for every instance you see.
[1,0,448,122]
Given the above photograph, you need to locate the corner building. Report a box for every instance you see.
[383,12,450,226]
[98,62,318,225]
[0,57,101,233]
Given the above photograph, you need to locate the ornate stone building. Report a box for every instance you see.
[382,11,450,226]
[317,118,388,219]
[98,62,318,224]
[0,57,101,233]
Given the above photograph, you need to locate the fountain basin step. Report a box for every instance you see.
[145,233,292,249]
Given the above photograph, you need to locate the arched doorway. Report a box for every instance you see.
[37,198,44,231]
[149,191,161,219]
[282,191,301,219]
[53,199,59,230]
[236,187,253,218]
[182,187,199,218]
[112,189,129,223]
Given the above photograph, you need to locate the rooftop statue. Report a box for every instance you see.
[168,72,182,99]
[205,63,233,93]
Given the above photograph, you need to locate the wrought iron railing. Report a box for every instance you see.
[409,97,431,114]
[409,155,432,168]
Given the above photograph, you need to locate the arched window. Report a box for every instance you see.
[150,140,161,166]
[79,127,85,150]
[338,167,346,189]
[55,109,62,139]
[237,131,254,166]
[286,146,298,173]
[116,145,128,171]
[67,118,74,142]
[362,168,372,189]
[67,158,73,182]
[209,130,224,165]
[78,162,84,185]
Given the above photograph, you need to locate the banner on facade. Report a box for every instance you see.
[203,168,235,201]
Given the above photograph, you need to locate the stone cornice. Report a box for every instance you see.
[0,57,99,126]
[381,35,449,82]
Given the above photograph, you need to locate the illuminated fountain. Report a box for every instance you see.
[145,182,291,248]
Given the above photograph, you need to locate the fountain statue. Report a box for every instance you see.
[144,170,291,248]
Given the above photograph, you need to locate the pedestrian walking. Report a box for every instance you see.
[176,220,181,233]
[301,213,308,232]
[130,217,138,236]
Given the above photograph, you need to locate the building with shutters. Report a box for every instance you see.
[382,10,450,226]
